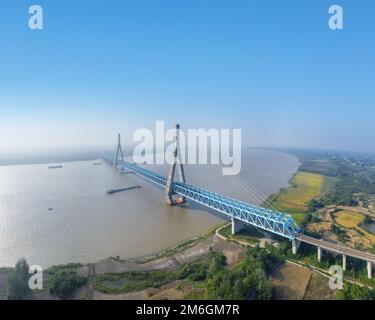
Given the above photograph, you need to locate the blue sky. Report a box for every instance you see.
[0,0,374,154]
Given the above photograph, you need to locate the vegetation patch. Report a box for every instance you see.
[94,256,212,294]
[6,259,31,300]
[338,282,375,300]
[48,265,87,299]
[205,247,279,300]
[218,224,264,244]
[94,247,280,300]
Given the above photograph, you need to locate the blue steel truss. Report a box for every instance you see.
[106,158,299,240]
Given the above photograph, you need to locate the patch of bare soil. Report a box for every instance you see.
[149,282,184,300]
[271,262,312,300]
[304,272,337,300]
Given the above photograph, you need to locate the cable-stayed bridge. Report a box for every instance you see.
[104,157,300,240]
[105,126,375,278]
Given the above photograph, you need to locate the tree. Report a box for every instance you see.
[7,258,30,300]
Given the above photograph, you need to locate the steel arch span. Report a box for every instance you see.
[105,158,300,240]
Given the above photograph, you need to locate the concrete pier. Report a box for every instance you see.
[317,246,322,262]
[292,239,301,255]
[367,261,372,279]
[343,254,346,271]
[231,217,245,235]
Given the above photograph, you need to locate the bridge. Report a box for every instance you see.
[106,125,375,278]
[106,157,300,239]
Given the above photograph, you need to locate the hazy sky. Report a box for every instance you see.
[1,0,374,154]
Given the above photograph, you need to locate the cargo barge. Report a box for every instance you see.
[106,186,141,194]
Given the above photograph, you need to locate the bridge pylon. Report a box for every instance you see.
[165,124,186,205]
[114,133,124,169]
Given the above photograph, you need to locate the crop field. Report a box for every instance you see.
[334,210,364,229]
[267,172,324,224]
[334,210,375,244]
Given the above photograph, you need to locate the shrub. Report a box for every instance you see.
[49,269,86,299]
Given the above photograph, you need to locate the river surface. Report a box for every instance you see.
[0,149,299,268]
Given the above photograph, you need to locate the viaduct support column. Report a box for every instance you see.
[292,239,301,255]
[317,247,322,262]
[231,217,245,235]
[342,255,346,272]
[367,261,372,279]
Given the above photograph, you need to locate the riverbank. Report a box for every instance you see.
[0,222,340,300]
[0,224,247,300]
[4,217,375,300]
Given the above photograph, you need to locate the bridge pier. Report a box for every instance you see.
[342,254,346,272]
[317,246,322,262]
[231,217,245,235]
[367,261,372,279]
[292,239,301,255]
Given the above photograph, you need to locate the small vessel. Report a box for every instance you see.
[106,186,141,194]
[48,165,63,169]
[93,162,102,165]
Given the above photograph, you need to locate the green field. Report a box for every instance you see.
[266,172,325,224]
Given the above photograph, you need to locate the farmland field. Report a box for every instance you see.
[334,210,375,244]
[266,172,324,224]
[334,210,364,229]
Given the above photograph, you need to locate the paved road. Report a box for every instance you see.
[296,234,375,263]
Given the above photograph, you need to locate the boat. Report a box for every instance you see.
[48,165,63,169]
[106,186,141,194]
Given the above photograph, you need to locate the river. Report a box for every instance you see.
[0,148,299,268]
